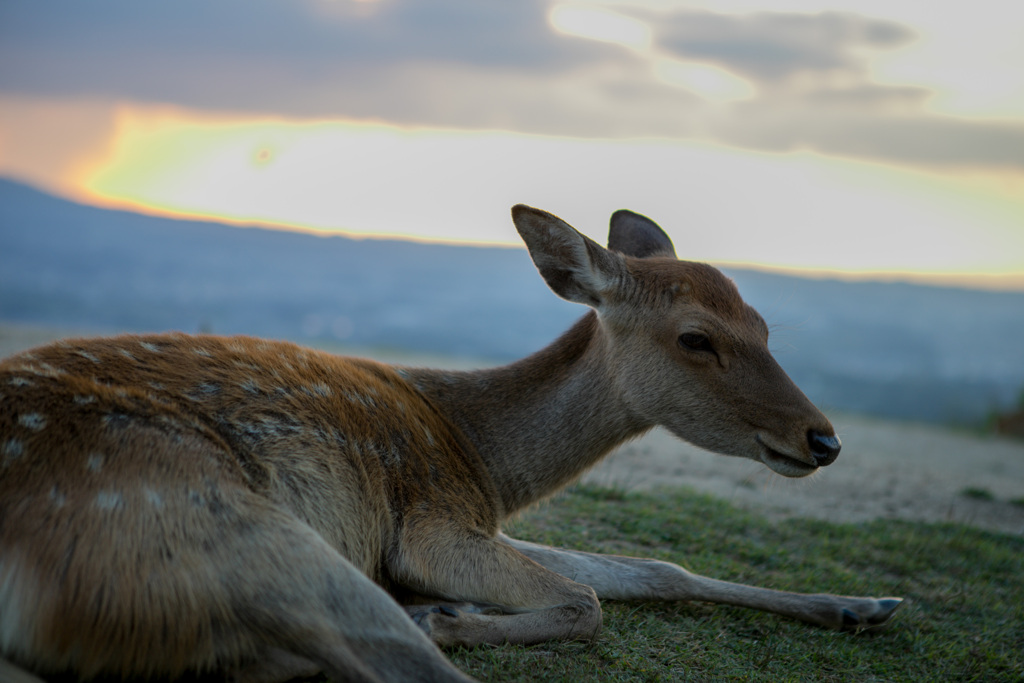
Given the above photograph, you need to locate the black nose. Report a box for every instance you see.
[807,430,841,467]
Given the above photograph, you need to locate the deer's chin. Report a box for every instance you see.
[756,439,819,478]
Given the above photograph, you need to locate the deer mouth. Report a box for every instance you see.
[756,437,818,478]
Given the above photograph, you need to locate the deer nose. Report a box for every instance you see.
[807,430,841,467]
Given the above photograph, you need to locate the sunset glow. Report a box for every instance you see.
[3,100,999,289]
[1,0,1022,290]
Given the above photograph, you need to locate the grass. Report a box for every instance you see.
[961,486,997,501]
[446,485,1024,682]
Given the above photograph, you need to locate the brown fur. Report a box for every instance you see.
[0,205,901,682]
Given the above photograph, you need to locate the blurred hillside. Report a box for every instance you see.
[2,177,1022,425]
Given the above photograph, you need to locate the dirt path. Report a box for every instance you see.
[4,324,1022,536]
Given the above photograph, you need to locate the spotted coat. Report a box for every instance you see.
[0,334,497,677]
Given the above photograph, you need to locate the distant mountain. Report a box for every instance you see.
[0,178,580,359]
[2,177,1022,425]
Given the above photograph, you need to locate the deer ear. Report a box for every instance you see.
[512,205,622,308]
[608,209,676,259]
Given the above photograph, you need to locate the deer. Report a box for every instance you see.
[0,205,902,682]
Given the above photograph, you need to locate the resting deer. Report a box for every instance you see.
[0,206,901,682]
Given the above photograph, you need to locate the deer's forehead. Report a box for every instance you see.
[633,259,747,319]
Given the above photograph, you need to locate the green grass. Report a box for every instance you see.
[961,486,997,501]
[448,485,1024,682]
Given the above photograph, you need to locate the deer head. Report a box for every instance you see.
[512,205,840,478]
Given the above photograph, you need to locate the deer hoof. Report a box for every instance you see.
[840,597,904,630]
[407,604,462,632]
[872,598,904,624]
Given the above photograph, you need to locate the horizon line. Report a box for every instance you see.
[11,176,1024,294]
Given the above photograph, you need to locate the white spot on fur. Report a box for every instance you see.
[73,394,96,405]
[344,390,377,409]
[193,347,213,357]
[144,487,164,508]
[13,363,64,379]
[49,486,66,508]
[39,362,65,377]
[77,349,101,363]
[187,382,220,400]
[304,382,332,398]
[422,426,435,447]
[119,348,136,361]
[7,377,33,388]
[2,439,24,463]
[240,377,260,394]
[18,413,46,431]
[140,341,162,353]
[102,412,131,429]
[86,453,104,472]
[381,441,402,466]
[95,490,124,511]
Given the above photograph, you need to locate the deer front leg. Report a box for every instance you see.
[497,533,902,630]
[393,530,603,648]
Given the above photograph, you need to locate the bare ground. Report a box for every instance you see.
[583,419,1024,536]
[4,323,1022,536]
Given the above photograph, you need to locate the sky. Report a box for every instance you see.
[0,0,1022,289]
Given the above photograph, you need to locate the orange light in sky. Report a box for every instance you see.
[2,96,1022,289]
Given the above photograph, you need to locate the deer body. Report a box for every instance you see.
[0,206,901,682]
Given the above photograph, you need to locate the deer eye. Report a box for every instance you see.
[678,333,714,354]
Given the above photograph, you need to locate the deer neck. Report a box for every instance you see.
[404,312,651,515]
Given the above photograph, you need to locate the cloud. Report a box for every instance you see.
[776,116,1024,169]
[1,1,1022,172]
[0,0,620,115]
[638,8,931,118]
[649,10,914,82]
[630,8,1024,170]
